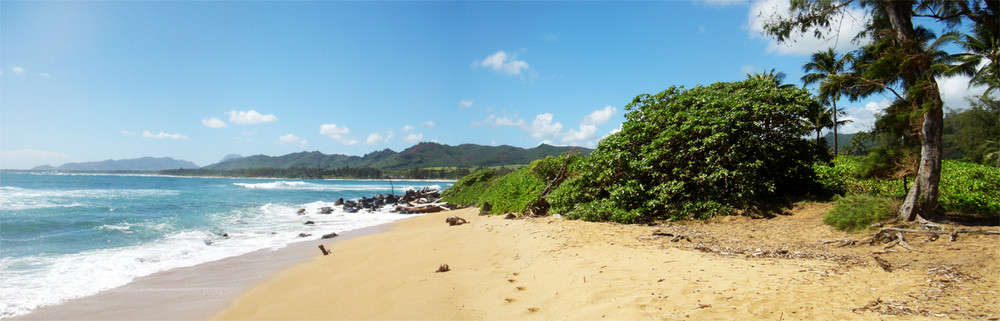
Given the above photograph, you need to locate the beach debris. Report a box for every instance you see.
[318,244,330,256]
[504,213,517,220]
[872,255,894,272]
[398,203,451,213]
[304,221,315,225]
[298,233,312,238]
[652,230,691,242]
[297,208,306,215]
[446,216,468,226]
[436,263,450,273]
[479,201,493,216]
[322,232,338,239]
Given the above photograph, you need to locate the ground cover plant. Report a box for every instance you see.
[815,157,1000,218]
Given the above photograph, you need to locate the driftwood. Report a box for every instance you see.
[872,255,893,272]
[523,154,573,217]
[318,244,330,256]
[398,203,451,213]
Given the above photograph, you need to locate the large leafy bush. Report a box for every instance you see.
[549,79,824,222]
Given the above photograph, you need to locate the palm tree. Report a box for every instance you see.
[801,48,852,156]
[801,102,851,148]
[955,24,999,95]
[747,68,795,89]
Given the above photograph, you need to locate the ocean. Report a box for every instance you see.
[0,171,451,319]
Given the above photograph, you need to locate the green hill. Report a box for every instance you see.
[202,142,591,171]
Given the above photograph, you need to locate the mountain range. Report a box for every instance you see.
[32,157,199,171]
[203,142,590,171]
[32,142,591,172]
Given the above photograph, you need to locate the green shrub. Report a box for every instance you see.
[823,195,897,233]
[442,155,577,214]
[550,79,824,222]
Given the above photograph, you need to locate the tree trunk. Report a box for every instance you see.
[882,1,943,221]
[833,100,839,157]
[898,102,944,220]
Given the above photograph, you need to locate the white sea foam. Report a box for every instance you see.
[0,200,420,319]
[0,187,179,211]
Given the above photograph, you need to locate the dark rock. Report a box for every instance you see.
[480,202,493,216]
[304,221,315,225]
[297,208,306,215]
[334,198,344,206]
[298,233,312,238]
[504,213,517,219]
[321,232,338,239]
[446,216,468,226]
[318,207,334,214]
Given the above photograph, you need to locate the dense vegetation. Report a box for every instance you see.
[447,79,828,223]
[548,79,824,222]
[815,157,1000,217]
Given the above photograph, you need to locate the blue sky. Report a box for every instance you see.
[1,0,987,169]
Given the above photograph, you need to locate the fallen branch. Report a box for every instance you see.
[873,255,893,272]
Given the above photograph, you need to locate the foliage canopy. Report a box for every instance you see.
[548,79,825,223]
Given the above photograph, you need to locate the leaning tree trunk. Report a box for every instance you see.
[883,1,943,221]
[898,100,944,221]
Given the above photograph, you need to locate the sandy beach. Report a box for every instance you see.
[211,205,1000,320]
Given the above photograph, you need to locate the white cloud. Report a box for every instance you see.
[937,75,990,111]
[366,132,390,145]
[562,124,598,143]
[528,113,563,139]
[227,110,277,124]
[279,134,307,146]
[11,67,25,74]
[560,106,618,144]
[39,73,51,78]
[747,0,869,56]
[1,149,72,169]
[458,100,474,108]
[121,130,138,136]
[839,99,890,133]
[401,125,414,133]
[404,133,424,143]
[494,116,526,127]
[142,130,188,140]
[584,106,616,125]
[201,117,227,128]
[474,51,530,76]
[319,123,358,145]
[422,121,436,127]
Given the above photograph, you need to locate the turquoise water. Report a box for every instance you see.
[0,171,450,319]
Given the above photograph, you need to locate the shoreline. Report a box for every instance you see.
[212,206,999,320]
[8,221,396,321]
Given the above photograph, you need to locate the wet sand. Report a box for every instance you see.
[10,224,389,321]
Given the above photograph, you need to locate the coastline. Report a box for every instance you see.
[8,222,395,321]
[212,206,999,320]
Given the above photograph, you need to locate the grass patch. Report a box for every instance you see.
[823,195,898,233]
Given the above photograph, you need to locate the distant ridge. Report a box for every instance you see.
[33,157,200,172]
[203,142,591,171]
